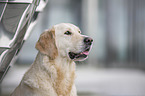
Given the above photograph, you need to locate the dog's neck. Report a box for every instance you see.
[35,52,76,70]
[31,52,76,95]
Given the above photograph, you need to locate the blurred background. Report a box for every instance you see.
[1,0,145,96]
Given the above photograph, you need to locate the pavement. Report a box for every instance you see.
[1,65,145,96]
[76,67,145,96]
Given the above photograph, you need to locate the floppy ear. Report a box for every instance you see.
[35,28,58,60]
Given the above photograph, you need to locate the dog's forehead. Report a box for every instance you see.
[54,23,80,32]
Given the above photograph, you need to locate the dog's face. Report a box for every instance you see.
[36,23,93,61]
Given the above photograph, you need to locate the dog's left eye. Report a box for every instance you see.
[64,31,72,35]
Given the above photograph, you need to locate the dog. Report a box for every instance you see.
[11,23,93,96]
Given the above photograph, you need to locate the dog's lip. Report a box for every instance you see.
[68,47,90,60]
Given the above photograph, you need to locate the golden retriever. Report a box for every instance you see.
[11,23,93,96]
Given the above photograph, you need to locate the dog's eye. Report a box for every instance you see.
[78,31,81,33]
[64,31,72,35]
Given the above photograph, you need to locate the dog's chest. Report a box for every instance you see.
[33,66,75,96]
[52,66,75,96]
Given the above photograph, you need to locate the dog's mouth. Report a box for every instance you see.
[68,47,91,61]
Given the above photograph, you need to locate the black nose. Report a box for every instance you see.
[84,37,93,45]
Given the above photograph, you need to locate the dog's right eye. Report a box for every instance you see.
[64,31,72,35]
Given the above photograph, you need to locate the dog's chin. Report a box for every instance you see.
[68,47,90,61]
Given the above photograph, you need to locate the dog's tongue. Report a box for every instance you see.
[82,51,89,55]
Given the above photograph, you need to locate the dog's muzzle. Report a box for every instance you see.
[69,37,93,61]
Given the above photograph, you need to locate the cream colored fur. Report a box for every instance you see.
[11,23,91,96]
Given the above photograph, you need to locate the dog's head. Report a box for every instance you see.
[36,23,93,61]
